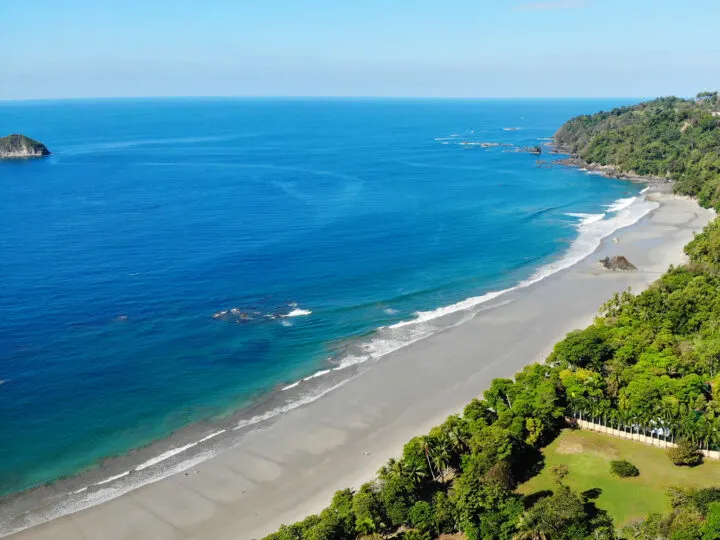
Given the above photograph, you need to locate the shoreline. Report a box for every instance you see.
[3,186,715,539]
[0,159,649,512]
[552,151,672,185]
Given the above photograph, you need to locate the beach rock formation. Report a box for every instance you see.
[511,146,542,155]
[599,255,637,271]
[0,134,51,158]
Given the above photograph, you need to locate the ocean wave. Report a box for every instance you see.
[604,196,637,213]
[134,442,201,471]
[388,290,510,330]
[332,192,657,366]
[565,212,606,225]
[234,379,350,431]
[133,429,225,472]
[10,452,217,540]
[284,308,312,317]
[524,195,656,284]
[94,471,130,487]
[281,368,332,391]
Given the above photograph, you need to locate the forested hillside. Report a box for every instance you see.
[555,92,720,209]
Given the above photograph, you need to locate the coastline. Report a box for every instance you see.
[553,152,672,185]
[3,186,715,539]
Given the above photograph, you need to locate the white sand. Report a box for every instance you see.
[5,192,715,540]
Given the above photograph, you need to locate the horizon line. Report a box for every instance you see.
[0,94,657,104]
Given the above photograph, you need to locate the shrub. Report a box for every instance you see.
[610,460,640,477]
[668,439,704,467]
[550,464,569,483]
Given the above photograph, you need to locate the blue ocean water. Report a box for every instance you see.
[0,98,641,497]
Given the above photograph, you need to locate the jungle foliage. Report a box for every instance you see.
[554,92,720,210]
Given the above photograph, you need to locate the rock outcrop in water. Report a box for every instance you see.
[599,255,637,271]
[0,134,51,158]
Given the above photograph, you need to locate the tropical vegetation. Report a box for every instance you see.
[518,429,720,529]
[554,92,720,210]
[610,460,639,478]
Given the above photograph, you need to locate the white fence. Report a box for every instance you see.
[568,417,720,460]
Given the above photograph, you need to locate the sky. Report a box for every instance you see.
[2,0,719,100]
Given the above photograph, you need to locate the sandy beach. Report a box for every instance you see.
[4,187,715,540]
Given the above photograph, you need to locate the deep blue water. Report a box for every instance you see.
[0,98,640,495]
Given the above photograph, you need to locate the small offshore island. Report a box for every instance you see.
[0,134,50,159]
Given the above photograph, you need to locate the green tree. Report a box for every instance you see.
[515,485,591,540]
[668,439,704,467]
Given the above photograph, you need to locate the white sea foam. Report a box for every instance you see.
[94,471,130,486]
[384,308,400,315]
[7,452,217,540]
[134,443,200,471]
[524,195,657,285]
[604,196,637,213]
[233,379,350,431]
[388,290,510,329]
[198,429,226,443]
[333,298,515,372]
[285,308,312,317]
[565,212,606,225]
[305,369,330,380]
[281,368,332,392]
[333,192,657,367]
[133,429,225,472]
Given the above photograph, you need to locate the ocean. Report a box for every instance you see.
[0,98,649,516]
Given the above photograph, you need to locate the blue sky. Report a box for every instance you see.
[2,0,719,99]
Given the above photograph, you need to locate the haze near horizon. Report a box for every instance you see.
[2,0,720,100]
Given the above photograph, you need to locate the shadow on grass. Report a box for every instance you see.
[522,490,553,509]
[582,487,603,500]
[513,445,545,485]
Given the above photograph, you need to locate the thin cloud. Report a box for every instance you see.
[515,0,587,11]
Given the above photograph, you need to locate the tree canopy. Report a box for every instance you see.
[555,93,720,210]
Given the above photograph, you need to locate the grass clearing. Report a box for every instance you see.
[517,429,720,527]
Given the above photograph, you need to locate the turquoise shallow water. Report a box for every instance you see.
[0,98,641,496]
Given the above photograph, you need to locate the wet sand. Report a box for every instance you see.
[6,189,715,540]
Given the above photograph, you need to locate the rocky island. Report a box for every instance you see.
[0,134,51,158]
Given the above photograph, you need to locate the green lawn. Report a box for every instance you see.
[517,429,720,527]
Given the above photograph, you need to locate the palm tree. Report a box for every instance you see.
[617,410,632,438]
[608,409,620,435]
[406,458,428,486]
[698,419,715,451]
[444,418,469,459]
[379,457,405,480]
